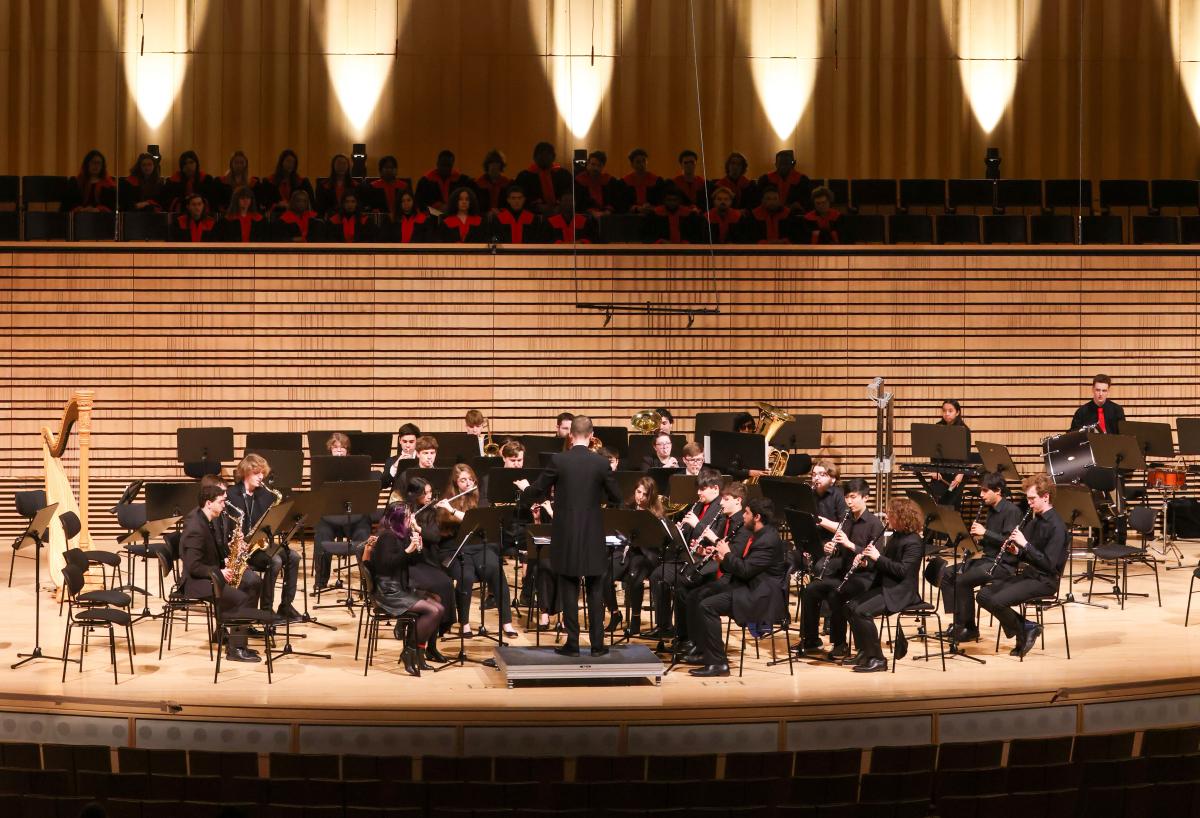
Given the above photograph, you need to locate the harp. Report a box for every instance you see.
[43,390,95,590]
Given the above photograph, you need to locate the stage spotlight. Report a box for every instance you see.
[746,1,821,142]
[147,144,161,163]
[985,147,1002,181]
[573,149,588,176]
[351,144,368,179]
[539,1,617,140]
[942,0,1039,135]
[123,0,191,132]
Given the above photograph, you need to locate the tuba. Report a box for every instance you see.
[748,401,795,484]
[631,410,663,433]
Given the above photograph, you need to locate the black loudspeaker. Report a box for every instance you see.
[1168,499,1200,538]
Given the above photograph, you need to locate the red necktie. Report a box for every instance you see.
[1097,406,1107,433]
[718,532,753,579]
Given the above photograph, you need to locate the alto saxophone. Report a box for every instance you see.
[222,507,251,587]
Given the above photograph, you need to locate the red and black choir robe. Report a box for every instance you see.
[167,214,217,242]
[163,171,216,212]
[440,214,488,243]
[211,174,260,213]
[710,175,759,209]
[473,174,512,213]
[706,207,746,244]
[491,207,544,244]
[620,171,666,212]
[61,175,117,212]
[315,176,364,217]
[364,177,412,220]
[117,176,162,211]
[219,212,268,243]
[801,209,848,245]
[574,171,624,215]
[745,206,796,244]
[415,169,469,213]
[672,174,708,207]
[514,163,573,211]
[546,213,597,244]
[325,213,377,243]
[388,211,435,244]
[755,170,812,210]
[274,209,321,242]
[255,175,315,213]
[642,204,704,244]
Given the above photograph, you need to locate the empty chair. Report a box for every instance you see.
[937,740,1003,770]
[1030,214,1075,244]
[859,770,932,803]
[888,214,933,243]
[42,742,112,774]
[982,215,1028,243]
[1181,216,1200,243]
[492,755,564,782]
[870,744,937,773]
[647,754,717,781]
[72,211,116,240]
[189,749,259,779]
[936,214,980,243]
[1142,725,1200,757]
[23,211,69,240]
[1151,179,1200,211]
[724,751,792,780]
[1100,179,1150,211]
[575,754,645,781]
[997,179,1043,210]
[21,175,68,208]
[118,747,187,775]
[784,772,859,805]
[1080,214,1123,243]
[1045,179,1093,211]
[0,175,18,207]
[1132,215,1180,244]
[1072,731,1136,762]
[0,741,42,769]
[850,178,897,211]
[826,179,850,209]
[948,179,995,210]
[122,210,169,241]
[9,489,47,587]
[270,752,339,779]
[845,213,885,243]
[899,179,945,211]
[0,212,16,240]
[792,748,861,776]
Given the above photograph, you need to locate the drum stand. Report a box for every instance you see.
[1153,485,1187,569]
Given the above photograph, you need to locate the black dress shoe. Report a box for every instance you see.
[847,651,866,666]
[954,627,981,643]
[401,647,420,677]
[590,646,610,657]
[644,626,676,640]
[689,663,731,677]
[853,657,888,673]
[483,594,497,610]
[277,604,303,622]
[672,639,696,654]
[424,644,448,663]
[792,641,823,657]
[829,643,850,659]
[225,648,261,663]
[605,611,623,633]
[1017,624,1042,658]
[681,650,706,666]
[554,645,580,658]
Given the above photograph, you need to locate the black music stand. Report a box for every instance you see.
[348,432,394,465]
[695,412,743,441]
[975,442,1022,486]
[518,435,562,461]
[436,507,504,670]
[276,486,335,630]
[646,467,683,496]
[668,474,699,508]
[912,423,970,462]
[658,516,704,669]
[603,508,667,645]
[124,481,201,616]
[310,479,380,614]
[311,455,373,487]
[242,449,303,491]
[523,523,554,646]
[1053,483,1108,609]
[400,467,452,494]
[252,498,331,660]
[758,478,817,516]
[1121,421,1175,460]
[116,514,181,623]
[1178,418,1200,457]
[612,471,645,503]
[244,432,303,453]
[1089,433,1145,510]
[11,503,61,670]
[177,427,233,479]
[706,431,766,473]
[434,432,484,464]
[784,508,821,575]
[470,456,504,477]
[771,415,823,450]
[487,468,542,507]
[592,426,629,456]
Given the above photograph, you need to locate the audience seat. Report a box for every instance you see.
[1080,214,1123,243]
[122,210,169,241]
[898,178,945,211]
[23,211,68,240]
[846,213,885,243]
[888,213,933,243]
[1044,179,1093,211]
[997,179,1043,210]
[1030,213,1075,243]
[981,214,1028,243]
[71,210,116,240]
[1100,179,1150,211]
[1131,215,1180,244]
[947,179,994,211]
[850,178,897,211]
[936,214,980,243]
[1150,179,1200,212]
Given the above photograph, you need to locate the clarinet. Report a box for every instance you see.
[836,529,888,592]
[696,517,743,571]
[986,509,1033,576]
[817,510,853,580]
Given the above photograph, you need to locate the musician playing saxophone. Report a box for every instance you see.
[180,476,266,663]
[225,454,302,622]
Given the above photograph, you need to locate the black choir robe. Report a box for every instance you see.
[162,171,216,213]
[705,208,747,244]
[385,211,436,244]
[324,213,377,243]
[255,175,315,213]
[491,207,545,244]
[274,210,321,242]
[546,213,597,244]
[218,213,269,243]
[363,178,412,220]
[61,176,117,212]
[672,174,708,207]
[574,172,624,214]
[415,170,470,213]
[473,174,513,213]
[745,206,797,244]
[709,176,759,210]
[756,170,812,211]
[440,214,488,243]
[620,171,666,212]
[314,177,365,218]
[117,176,163,211]
[210,175,260,214]
[642,205,705,244]
[800,209,850,245]
[167,214,217,243]
[514,163,573,211]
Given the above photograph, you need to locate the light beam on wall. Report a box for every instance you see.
[123,0,190,132]
[321,0,397,140]
[543,0,617,140]
[1168,0,1200,125]
[942,0,1040,134]
[745,0,822,143]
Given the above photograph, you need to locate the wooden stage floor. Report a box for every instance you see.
[3,537,1200,734]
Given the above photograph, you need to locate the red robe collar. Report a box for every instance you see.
[330,213,367,242]
[474,174,511,209]
[652,205,696,243]
[226,212,262,242]
[444,214,481,241]
[370,178,408,213]
[280,209,317,239]
[548,213,588,243]
[526,162,563,203]
[397,211,428,243]
[575,171,612,209]
[752,205,788,241]
[497,208,534,243]
[766,170,802,199]
[76,175,116,209]
[177,214,214,242]
[802,209,842,243]
[707,207,743,242]
[622,171,660,205]
[424,169,462,206]
[673,174,706,203]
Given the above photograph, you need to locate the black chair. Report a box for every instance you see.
[54,511,121,590]
[888,214,934,243]
[899,179,945,211]
[1184,563,1200,626]
[936,214,980,244]
[846,213,885,243]
[23,211,69,240]
[597,214,644,243]
[993,592,1069,661]
[0,212,17,240]
[0,175,18,206]
[1080,214,1123,244]
[981,215,1028,244]
[884,601,946,673]
[60,547,131,618]
[1150,179,1200,212]
[1006,736,1074,766]
[1087,505,1160,609]
[1100,179,1150,211]
[1045,179,1093,211]
[209,568,275,683]
[71,211,116,240]
[947,179,995,211]
[724,582,794,677]
[1180,216,1200,243]
[1131,215,1180,244]
[997,179,1043,210]
[8,489,47,586]
[21,175,68,208]
[825,179,850,209]
[850,179,897,211]
[157,533,215,660]
[117,746,188,775]
[60,562,135,683]
[1030,214,1075,244]
[1072,731,1136,762]
[122,210,169,241]
[356,562,419,676]
[871,744,937,773]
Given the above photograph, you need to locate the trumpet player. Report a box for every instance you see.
[796,478,883,658]
[225,454,302,621]
[181,476,266,663]
[977,473,1069,659]
[939,471,1022,643]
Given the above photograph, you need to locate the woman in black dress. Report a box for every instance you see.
[926,399,972,508]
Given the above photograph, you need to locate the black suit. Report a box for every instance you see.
[846,532,924,661]
[179,507,261,651]
[646,499,722,631]
[978,507,1069,639]
[225,482,298,612]
[530,444,622,649]
[800,510,884,649]
[1069,399,1124,434]
[692,524,787,665]
[675,515,749,644]
[940,498,1023,630]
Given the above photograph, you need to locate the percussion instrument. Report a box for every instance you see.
[1147,467,1186,491]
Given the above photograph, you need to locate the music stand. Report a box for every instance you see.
[602,508,666,645]
[253,497,331,660]
[434,432,484,464]
[695,412,743,441]
[612,471,645,503]
[11,503,61,670]
[401,467,452,494]
[1089,433,1145,509]
[518,435,561,461]
[145,481,200,519]
[470,456,504,478]
[912,423,970,462]
[1049,483,1105,609]
[348,432,394,465]
[177,427,233,479]
[116,513,182,622]
[1177,418,1200,456]
[592,426,629,456]
[244,432,303,453]
[523,523,554,647]
[275,486,334,630]
[311,479,380,613]
[758,478,817,516]
[538,451,560,468]
[1121,421,1174,460]
[784,508,821,564]
[311,455,373,487]
[646,467,683,497]
[436,507,505,669]
[243,449,303,491]
[771,415,823,450]
[706,431,766,473]
[975,442,1022,485]
[486,468,542,507]
[668,474,699,508]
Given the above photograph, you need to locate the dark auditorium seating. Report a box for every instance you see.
[1181,216,1200,243]
[1131,215,1180,244]
[870,744,937,773]
[269,752,339,779]
[947,179,995,210]
[23,210,68,240]
[1080,214,1123,243]
[21,175,68,209]
[1006,735,1074,766]
[0,175,18,207]
[1030,213,1075,243]
[1141,725,1200,757]
[997,179,1043,209]
[118,746,187,775]
[982,214,1028,243]
[1072,731,1136,762]
[0,212,17,240]
[598,214,643,243]
[41,742,111,774]
[1044,179,1093,211]
[936,214,980,243]
[826,179,850,208]
[1151,179,1200,211]
[1100,179,1150,211]
[71,210,116,240]
[188,749,258,779]
[122,210,169,241]
[936,740,1004,770]
[888,213,933,243]
[899,178,946,211]
[647,753,717,781]
[850,178,897,211]
[846,213,885,243]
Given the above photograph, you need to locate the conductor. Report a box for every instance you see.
[516,416,621,657]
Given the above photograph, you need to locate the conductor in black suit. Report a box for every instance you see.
[518,416,621,657]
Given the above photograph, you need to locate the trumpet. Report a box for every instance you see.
[817,510,853,580]
[986,509,1033,576]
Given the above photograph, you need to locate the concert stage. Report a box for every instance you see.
[2,536,1200,759]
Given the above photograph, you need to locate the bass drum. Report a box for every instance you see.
[1043,430,1096,485]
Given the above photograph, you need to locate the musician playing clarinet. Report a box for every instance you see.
[977,473,1069,659]
[844,497,924,672]
[938,471,1022,643]
[796,478,883,659]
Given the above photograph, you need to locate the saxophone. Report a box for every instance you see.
[233,483,285,582]
[222,507,251,586]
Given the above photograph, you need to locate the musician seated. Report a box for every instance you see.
[394,477,458,637]
[727,413,768,481]
[313,433,371,591]
[224,454,301,621]
[415,435,438,469]
[641,432,679,470]
[680,442,707,477]
[845,497,925,672]
[977,473,1070,658]
[606,476,667,636]
[465,409,486,455]
[1069,373,1124,434]
[796,478,884,658]
[939,471,1022,642]
[382,423,421,490]
[672,481,748,656]
[686,498,787,677]
[180,476,265,663]
[919,399,972,508]
[362,488,450,675]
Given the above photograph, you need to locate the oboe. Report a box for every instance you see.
[986,509,1033,576]
[836,529,888,592]
[817,510,853,580]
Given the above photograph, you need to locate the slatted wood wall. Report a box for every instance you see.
[0,245,1197,543]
